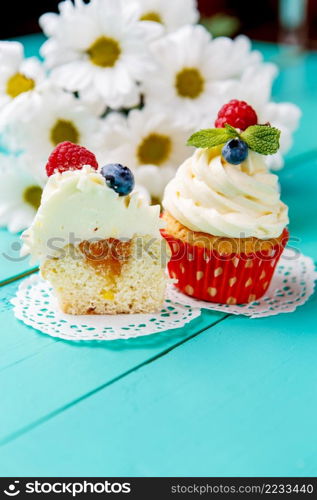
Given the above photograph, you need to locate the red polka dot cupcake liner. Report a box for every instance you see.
[162,229,289,305]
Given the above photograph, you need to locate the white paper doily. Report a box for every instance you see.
[11,274,201,341]
[169,251,317,319]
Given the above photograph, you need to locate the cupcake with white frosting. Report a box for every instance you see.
[162,100,289,304]
[22,141,169,314]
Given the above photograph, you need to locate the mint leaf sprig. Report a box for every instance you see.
[187,123,281,156]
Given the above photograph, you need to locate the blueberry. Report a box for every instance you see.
[101,163,135,196]
[222,139,248,165]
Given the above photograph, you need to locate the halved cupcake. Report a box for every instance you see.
[22,142,169,314]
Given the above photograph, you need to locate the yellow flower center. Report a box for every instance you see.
[175,68,205,99]
[23,185,42,210]
[137,133,171,166]
[50,119,80,146]
[6,73,35,98]
[140,11,162,23]
[87,36,121,68]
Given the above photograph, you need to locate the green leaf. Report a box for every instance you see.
[187,127,238,149]
[241,125,281,155]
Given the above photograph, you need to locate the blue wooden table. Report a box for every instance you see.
[0,36,316,477]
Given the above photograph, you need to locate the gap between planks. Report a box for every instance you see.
[0,314,231,447]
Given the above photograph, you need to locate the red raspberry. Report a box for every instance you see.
[215,99,258,131]
[45,141,98,177]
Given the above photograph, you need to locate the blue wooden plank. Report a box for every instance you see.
[0,292,316,477]
[0,279,226,442]
[10,33,46,59]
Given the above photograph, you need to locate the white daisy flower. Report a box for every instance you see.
[39,0,160,109]
[0,154,43,233]
[205,64,302,170]
[100,108,193,199]
[0,41,45,115]
[133,0,199,32]
[2,84,103,183]
[142,25,262,124]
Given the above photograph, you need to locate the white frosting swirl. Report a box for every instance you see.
[22,166,163,261]
[163,149,288,239]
